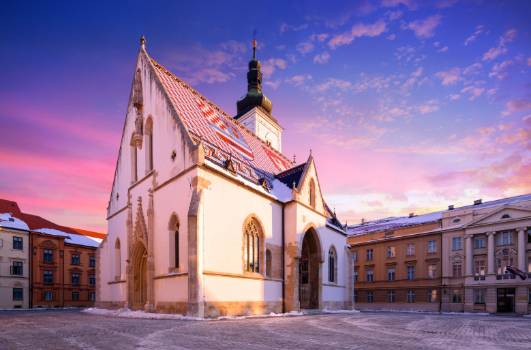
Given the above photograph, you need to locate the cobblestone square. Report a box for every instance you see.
[1,310,530,349]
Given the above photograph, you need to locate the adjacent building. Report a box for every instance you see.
[0,213,30,308]
[348,212,442,312]
[348,193,531,315]
[0,199,103,308]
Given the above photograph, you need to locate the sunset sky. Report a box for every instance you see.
[1,0,530,232]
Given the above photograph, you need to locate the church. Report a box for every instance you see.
[96,37,351,317]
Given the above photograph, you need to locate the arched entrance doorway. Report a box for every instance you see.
[131,242,147,310]
[299,229,322,309]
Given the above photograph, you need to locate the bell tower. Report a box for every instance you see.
[235,38,283,152]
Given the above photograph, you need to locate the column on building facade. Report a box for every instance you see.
[465,234,473,276]
[487,232,495,275]
[517,228,526,272]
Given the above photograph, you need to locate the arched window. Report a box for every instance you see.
[266,249,272,278]
[309,179,316,208]
[145,117,154,172]
[131,138,138,183]
[243,217,263,273]
[328,246,337,283]
[501,214,511,219]
[114,239,121,280]
[169,214,180,270]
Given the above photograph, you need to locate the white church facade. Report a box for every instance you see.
[96,37,351,317]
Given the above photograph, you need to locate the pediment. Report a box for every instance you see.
[465,205,531,228]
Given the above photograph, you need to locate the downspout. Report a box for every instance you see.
[281,202,285,314]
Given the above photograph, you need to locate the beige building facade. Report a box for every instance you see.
[0,214,30,309]
[441,194,531,315]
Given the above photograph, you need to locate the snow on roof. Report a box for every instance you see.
[33,228,100,248]
[449,193,531,212]
[0,213,29,231]
[348,211,442,236]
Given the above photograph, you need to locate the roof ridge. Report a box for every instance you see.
[276,162,307,177]
[149,57,293,170]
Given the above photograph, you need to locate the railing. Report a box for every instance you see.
[474,275,486,281]
[496,273,516,280]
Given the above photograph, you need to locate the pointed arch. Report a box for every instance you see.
[144,116,154,172]
[168,213,180,270]
[114,238,121,280]
[328,245,337,283]
[130,134,138,183]
[242,215,265,274]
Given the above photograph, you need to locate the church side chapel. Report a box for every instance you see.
[96,37,350,317]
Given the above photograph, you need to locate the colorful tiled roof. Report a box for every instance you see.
[149,57,294,183]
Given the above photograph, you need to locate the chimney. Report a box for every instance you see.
[448,205,454,210]
[474,199,482,205]
[361,218,366,225]
[409,213,415,218]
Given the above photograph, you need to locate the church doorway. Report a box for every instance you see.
[132,242,147,310]
[299,229,322,309]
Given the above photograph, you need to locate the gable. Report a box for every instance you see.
[296,156,326,215]
[466,205,531,227]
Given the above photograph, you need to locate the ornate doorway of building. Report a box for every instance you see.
[497,288,515,313]
[299,229,322,309]
[132,242,147,310]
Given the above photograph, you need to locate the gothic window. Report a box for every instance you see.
[114,239,121,280]
[266,249,272,278]
[131,139,138,183]
[328,246,337,283]
[169,214,180,269]
[243,217,263,273]
[145,117,154,172]
[309,179,316,208]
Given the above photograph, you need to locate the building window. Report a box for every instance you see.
[243,218,263,273]
[427,240,437,253]
[71,273,80,286]
[353,269,358,283]
[452,289,462,303]
[428,264,437,279]
[407,289,415,303]
[388,290,396,303]
[452,263,462,278]
[387,246,396,258]
[473,289,486,304]
[89,256,96,268]
[168,214,180,270]
[43,291,53,301]
[12,236,23,250]
[527,228,531,244]
[115,239,121,280]
[428,289,437,303]
[366,249,373,261]
[11,261,23,276]
[43,271,53,284]
[366,268,374,282]
[71,254,80,265]
[474,259,486,277]
[328,247,337,283]
[89,274,96,286]
[131,142,138,182]
[89,292,96,302]
[496,231,512,246]
[407,265,415,280]
[452,237,462,251]
[474,237,486,249]
[367,291,374,303]
[528,256,531,274]
[353,290,358,303]
[352,251,358,263]
[387,268,395,281]
[309,179,316,208]
[528,288,531,304]
[12,288,23,301]
[406,244,415,256]
[43,249,53,264]
[72,291,80,301]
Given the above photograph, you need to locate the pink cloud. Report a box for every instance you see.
[482,28,517,61]
[407,15,442,39]
[313,52,331,64]
[435,67,461,85]
[328,20,386,48]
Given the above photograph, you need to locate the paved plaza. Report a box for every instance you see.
[1,309,530,349]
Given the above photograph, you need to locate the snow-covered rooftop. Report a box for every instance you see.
[0,213,29,231]
[348,211,442,236]
[33,228,101,248]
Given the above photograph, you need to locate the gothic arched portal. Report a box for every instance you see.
[299,228,322,309]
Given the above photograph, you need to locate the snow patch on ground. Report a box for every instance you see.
[83,308,304,321]
[359,308,491,316]
[322,309,361,314]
